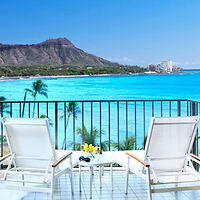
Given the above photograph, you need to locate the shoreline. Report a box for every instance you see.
[0,71,182,81]
[0,73,143,81]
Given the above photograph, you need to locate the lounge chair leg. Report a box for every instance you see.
[69,156,74,195]
[79,164,81,192]
[147,167,152,200]
[69,171,74,195]
[125,157,130,195]
[111,164,113,191]
[22,172,25,186]
[51,168,55,200]
[89,167,92,199]
[175,175,178,187]
[99,166,102,189]
[102,166,104,176]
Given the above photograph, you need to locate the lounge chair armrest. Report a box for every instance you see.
[52,152,72,168]
[189,153,200,165]
[126,152,150,167]
[0,153,11,164]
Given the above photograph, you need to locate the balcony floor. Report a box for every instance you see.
[2,170,200,200]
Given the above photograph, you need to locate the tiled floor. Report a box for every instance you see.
[17,170,200,200]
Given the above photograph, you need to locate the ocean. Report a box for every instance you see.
[0,70,199,149]
[1,70,200,101]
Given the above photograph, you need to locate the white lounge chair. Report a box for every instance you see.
[125,116,200,200]
[0,118,74,200]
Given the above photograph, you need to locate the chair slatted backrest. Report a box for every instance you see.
[2,118,57,170]
[144,116,199,172]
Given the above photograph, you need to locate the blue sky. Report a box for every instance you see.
[0,0,200,68]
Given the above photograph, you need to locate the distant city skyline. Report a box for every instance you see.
[0,0,200,68]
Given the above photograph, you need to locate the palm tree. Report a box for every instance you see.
[0,96,10,116]
[0,96,10,146]
[136,135,148,150]
[112,136,135,150]
[60,102,80,150]
[40,114,53,126]
[69,126,108,151]
[26,80,48,117]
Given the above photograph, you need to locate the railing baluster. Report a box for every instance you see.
[135,101,137,150]
[100,102,102,149]
[1,103,3,158]
[10,103,12,117]
[117,101,119,151]
[73,103,75,150]
[82,102,84,145]
[152,101,154,117]
[37,102,40,118]
[28,103,31,118]
[161,101,163,117]
[169,101,172,117]
[46,102,49,118]
[187,101,189,116]
[177,101,181,116]
[196,103,198,157]
[64,102,66,150]
[108,102,110,151]
[19,103,21,117]
[55,102,58,149]
[143,101,145,148]
[126,101,128,150]
[91,102,93,144]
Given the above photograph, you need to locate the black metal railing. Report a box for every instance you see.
[0,99,199,157]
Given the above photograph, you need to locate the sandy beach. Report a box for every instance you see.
[0,73,144,81]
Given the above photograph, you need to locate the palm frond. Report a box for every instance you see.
[111,136,135,150]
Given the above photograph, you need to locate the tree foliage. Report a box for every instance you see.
[112,136,135,150]
[0,65,146,77]
[68,126,108,151]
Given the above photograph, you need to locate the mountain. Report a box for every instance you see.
[0,38,117,66]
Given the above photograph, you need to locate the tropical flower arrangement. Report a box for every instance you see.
[82,143,100,158]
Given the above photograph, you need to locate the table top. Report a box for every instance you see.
[78,154,115,167]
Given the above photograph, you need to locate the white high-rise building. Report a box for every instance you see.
[160,60,173,72]
[147,60,175,73]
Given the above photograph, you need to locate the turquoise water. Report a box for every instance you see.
[0,70,199,149]
[0,70,200,101]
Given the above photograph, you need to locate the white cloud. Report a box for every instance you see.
[107,57,134,63]
[106,57,200,69]
[106,57,147,66]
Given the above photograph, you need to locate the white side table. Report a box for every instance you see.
[78,154,114,199]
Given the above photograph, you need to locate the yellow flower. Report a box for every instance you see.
[88,144,94,152]
[85,149,88,153]
[93,146,98,154]
[83,143,89,152]
[84,143,88,148]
